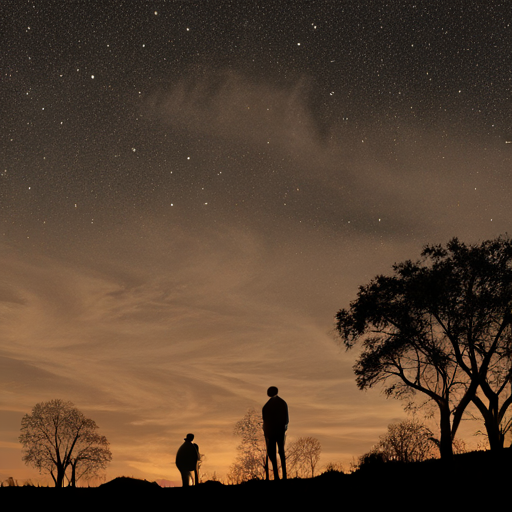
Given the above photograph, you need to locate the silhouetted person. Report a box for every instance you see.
[175,433,200,487]
[262,386,288,480]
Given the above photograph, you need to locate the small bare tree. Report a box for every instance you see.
[322,461,344,473]
[380,419,438,462]
[287,437,321,478]
[228,409,267,483]
[67,432,112,486]
[359,419,438,467]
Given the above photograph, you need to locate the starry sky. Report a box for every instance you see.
[1,1,512,485]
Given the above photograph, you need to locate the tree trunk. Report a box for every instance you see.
[439,406,454,461]
[55,465,66,488]
[70,462,77,487]
[485,418,505,450]
[472,395,506,451]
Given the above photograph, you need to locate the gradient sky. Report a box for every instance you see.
[1,1,511,485]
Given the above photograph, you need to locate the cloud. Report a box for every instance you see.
[143,69,512,244]
[146,71,326,152]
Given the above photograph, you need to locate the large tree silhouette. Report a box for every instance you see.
[19,399,112,487]
[336,237,512,459]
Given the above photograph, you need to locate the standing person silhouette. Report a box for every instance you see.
[175,433,200,487]
[262,386,289,480]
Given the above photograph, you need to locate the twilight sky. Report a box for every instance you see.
[1,1,512,485]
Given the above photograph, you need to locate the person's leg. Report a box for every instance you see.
[277,433,287,480]
[265,436,280,480]
[180,469,191,487]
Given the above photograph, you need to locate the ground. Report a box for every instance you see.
[3,449,510,510]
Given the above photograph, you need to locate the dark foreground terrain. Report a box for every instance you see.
[4,449,510,510]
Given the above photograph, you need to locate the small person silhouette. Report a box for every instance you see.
[175,433,200,487]
[262,386,289,480]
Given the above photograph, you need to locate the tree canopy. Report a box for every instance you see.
[336,237,512,459]
[19,399,112,487]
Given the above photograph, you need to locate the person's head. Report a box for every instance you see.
[267,386,278,397]
[184,433,195,442]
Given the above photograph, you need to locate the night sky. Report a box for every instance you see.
[1,1,512,484]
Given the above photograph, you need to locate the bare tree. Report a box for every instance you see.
[359,419,438,468]
[228,409,267,483]
[19,399,112,487]
[287,437,321,478]
[67,432,112,487]
[322,461,344,474]
[379,419,438,462]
